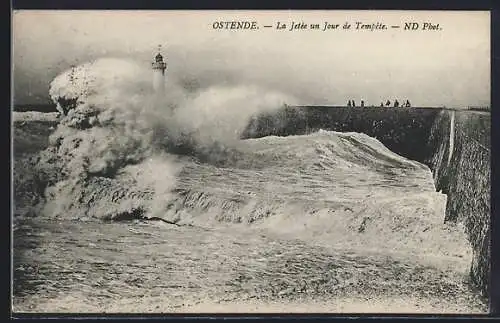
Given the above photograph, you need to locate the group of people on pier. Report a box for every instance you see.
[347,99,412,108]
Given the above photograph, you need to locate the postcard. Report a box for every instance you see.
[12,10,490,314]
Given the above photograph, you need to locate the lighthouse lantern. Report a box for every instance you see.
[152,45,167,92]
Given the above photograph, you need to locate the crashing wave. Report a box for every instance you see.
[29,58,294,221]
[12,56,474,263]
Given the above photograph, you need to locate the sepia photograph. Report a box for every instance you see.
[12,10,490,314]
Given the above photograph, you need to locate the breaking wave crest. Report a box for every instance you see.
[24,57,470,261]
[38,57,296,219]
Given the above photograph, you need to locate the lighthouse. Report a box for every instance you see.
[152,45,167,93]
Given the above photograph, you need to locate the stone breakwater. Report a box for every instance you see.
[242,106,491,299]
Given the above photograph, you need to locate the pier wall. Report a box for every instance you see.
[242,106,491,298]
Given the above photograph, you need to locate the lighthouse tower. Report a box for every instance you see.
[152,45,167,93]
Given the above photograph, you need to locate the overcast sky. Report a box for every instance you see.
[12,10,490,107]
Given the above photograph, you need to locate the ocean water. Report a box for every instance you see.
[13,127,487,313]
